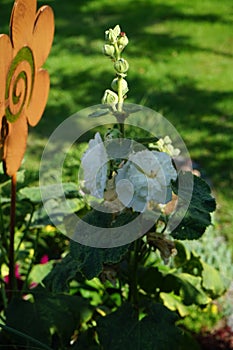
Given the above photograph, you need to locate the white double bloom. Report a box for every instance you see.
[81,133,177,212]
[81,132,108,199]
[115,150,177,212]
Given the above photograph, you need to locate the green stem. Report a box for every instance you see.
[119,122,125,137]
[117,75,124,113]
[0,194,9,259]
[0,280,8,312]
[128,239,140,308]
[21,229,39,294]
[114,42,120,60]
[15,202,35,255]
[9,173,17,300]
[0,195,5,236]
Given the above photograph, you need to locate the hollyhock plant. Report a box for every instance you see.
[81,132,108,199]
[115,150,177,212]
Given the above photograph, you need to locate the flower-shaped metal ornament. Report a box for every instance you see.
[0,0,54,176]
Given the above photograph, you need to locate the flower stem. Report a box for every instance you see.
[128,238,140,309]
[9,172,17,300]
[117,75,124,113]
[114,42,120,60]
[21,228,39,294]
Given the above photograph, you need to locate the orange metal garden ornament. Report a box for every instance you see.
[0,0,54,297]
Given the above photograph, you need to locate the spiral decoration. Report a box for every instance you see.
[0,0,54,176]
[5,46,35,123]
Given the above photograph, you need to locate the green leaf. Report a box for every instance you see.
[33,291,93,341]
[171,173,216,240]
[19,182,80,204]
[97,303,195,350]
[31,197,84,228]
[174,241,191,266]
[180,252,204,277]
[5,298,51,347]
[160,292,189,317]
[64,208,136,279]
[123,104,142,114]
[89,109,109,118]
[70,240,130,280]
[73,328,101,349]
[5,290,93,348]
[0,170,24,189]
[139,265,210,307]
[29,261,54,285]
[201,261,225,298]
[173,244,225,300]
[163,273,210,306]
[0,324,52,350]
[138,266,165,294]
[44,254,80,292]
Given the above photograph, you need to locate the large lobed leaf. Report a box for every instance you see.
[4,289,93,348]
[70,240,130,280]
[97,303,200,350]
[43,254,80,292]
[67,208,136,279]
[44,209,133,291]
[139,266,210,308]
[171,173,216,240]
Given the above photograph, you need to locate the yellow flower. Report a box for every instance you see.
[0,0,54,176]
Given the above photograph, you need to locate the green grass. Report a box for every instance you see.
[1,0,233,238]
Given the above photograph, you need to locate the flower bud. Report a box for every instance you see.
[103,44,115,57]
[105,25,121,43]
[114,58,129,74]
[111,78,129,96]
[102,89,118,105]
[117,32,129,51]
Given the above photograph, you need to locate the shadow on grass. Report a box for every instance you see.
[130,74,233,189]
[27,1,231,126]
[0,0,232,195]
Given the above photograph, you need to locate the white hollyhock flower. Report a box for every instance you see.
[81,132,108,198]
[115,150,177,212]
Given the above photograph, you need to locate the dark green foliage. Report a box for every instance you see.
[70,241,130,280]
[4,289,93,348]
[65,208,137,279]
[44,254,80,292]
[171,174,216,240]
[97,303,199,350]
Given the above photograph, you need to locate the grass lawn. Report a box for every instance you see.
[1,0,233,238]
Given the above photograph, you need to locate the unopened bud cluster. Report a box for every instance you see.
[102,25,129,107]
[103,24,129,58]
